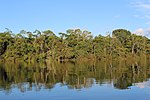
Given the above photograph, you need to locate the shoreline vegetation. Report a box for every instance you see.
[0,28,150,63]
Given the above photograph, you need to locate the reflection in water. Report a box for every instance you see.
[0,60,150,93]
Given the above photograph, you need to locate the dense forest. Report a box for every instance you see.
[0,28,150,62]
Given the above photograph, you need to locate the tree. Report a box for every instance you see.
[0,28,149,62]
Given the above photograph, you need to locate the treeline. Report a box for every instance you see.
[0,28,150,62]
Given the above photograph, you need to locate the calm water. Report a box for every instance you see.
[0,60,150,100]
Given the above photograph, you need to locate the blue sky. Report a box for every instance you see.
[0,0,150,36]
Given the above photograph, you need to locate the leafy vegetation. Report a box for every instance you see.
[0,28,150,62]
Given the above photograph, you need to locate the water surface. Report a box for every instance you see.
[0,61,150,100]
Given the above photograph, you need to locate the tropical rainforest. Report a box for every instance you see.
[0,28,150,62]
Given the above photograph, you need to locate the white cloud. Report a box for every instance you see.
[133,2,150,9]
[146,28,150,35]
[134,28,145,35]
[134,28,150,36]
[131,0,150,24]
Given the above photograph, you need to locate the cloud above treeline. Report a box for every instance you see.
[130,0,150,37]
[134,28,150,36]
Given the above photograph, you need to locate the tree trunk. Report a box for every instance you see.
[132,44,135,54]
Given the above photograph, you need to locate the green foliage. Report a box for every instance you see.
[0,28,150,62]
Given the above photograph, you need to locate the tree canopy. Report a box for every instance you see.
[0,28,150,62]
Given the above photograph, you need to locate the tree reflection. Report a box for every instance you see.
[0,60,150,93]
